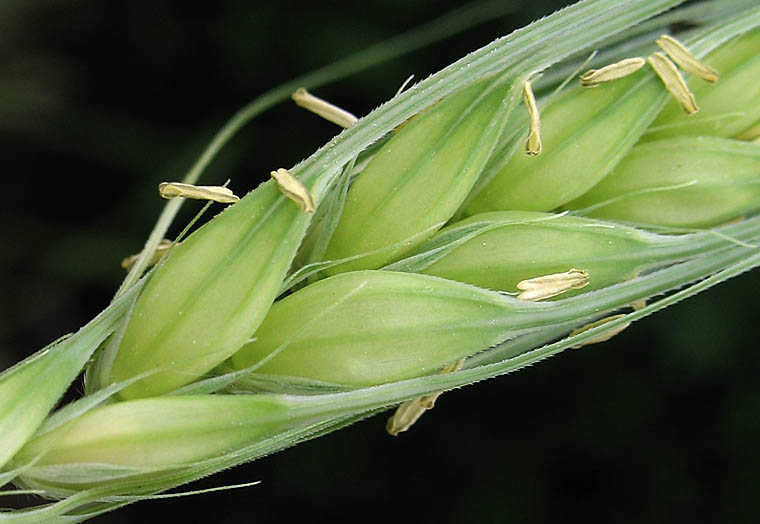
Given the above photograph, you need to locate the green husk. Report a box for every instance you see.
[462,68,667,214]
[12,395,302,488]
[384,211,738,293]
[0,282,142,471]
[103,180,321,399]
[230,270,527,384]
[566,136,760,227]
[320,72,521,274]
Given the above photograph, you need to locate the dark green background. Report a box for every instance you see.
[1,1,758,522]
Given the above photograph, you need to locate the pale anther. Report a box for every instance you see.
[631,299,647,311]
[647,52,699,115]
[656,35,719,84]
[579,57,646,87]
[270,168,316,213]
[517,268,589,301]
[418,359,464,410]
[386,359,464,436]
[121,239,174,271]
[522,80,542,156]
[570,314,630,349]
[158,182,239,204]
[291,88,358,129]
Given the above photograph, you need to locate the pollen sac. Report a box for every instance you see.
[158,182,239,203]
[271,168,316,213]
[645,28,760,140]
[320,72,519,275]
[656,35,719,84]
[647,52,699,115]
[565,136,760,228]
[229,271,520,386]
[121,238,174,270]
[522,80,542,155]
[579,57,646,87]
[386,358,464,436]
[516,268,589,301]
[463,66,667,214]
[394,211,665,295]
[103,177,316,399]
[291,87,358,129]
[569,314,630,349]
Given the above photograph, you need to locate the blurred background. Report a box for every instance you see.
[1,0,759,522]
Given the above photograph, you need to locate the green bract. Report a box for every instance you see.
[386,211,684,293]
[230,271,520,385]
[12,395,301,491]
[320,73,519,274]
[645,28,760,140]
[0,283,139,471]
[566,136,760,227]
[0,347,96,472]
[462,69,667,214]
[103,181,315,399]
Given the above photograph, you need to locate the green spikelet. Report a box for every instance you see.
[462,68,667,214]
[387,211,684,293]
[320,73,519,274]
[566,136,760,227]
[104,180,316,399]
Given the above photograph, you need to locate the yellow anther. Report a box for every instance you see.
[386,359,464,436]
[631,299,647,311]
[522,80,542,156]
[569,314,630,349]
[270,168,316,213]
[291,88,358,129]
[579,57,646,87]
[656,35,719,84]
[647,52,699,115]
[158,182,239,204]
[517,268,589,301]
[121,239,174,271]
